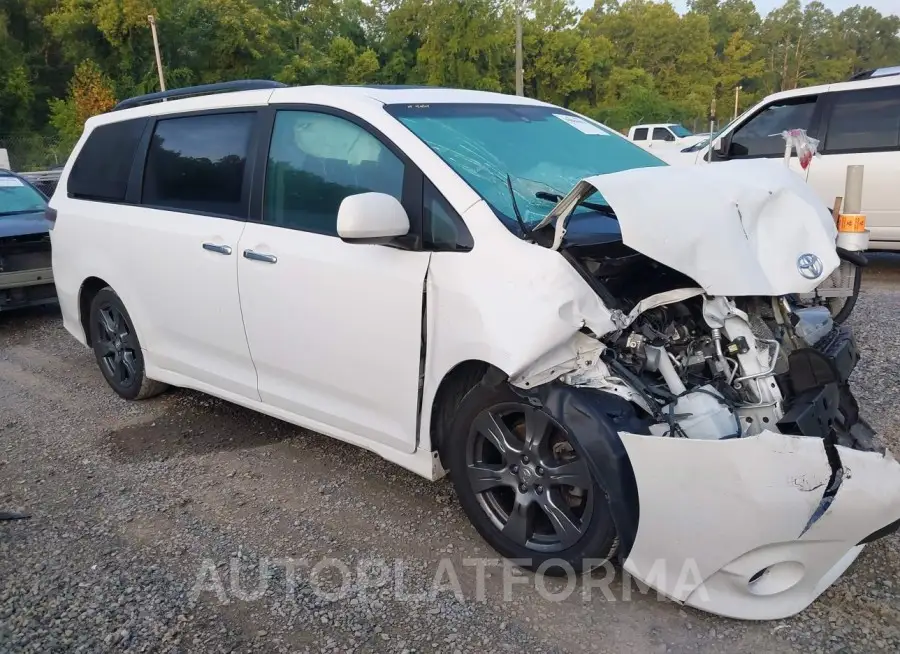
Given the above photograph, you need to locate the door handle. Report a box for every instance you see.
[202,243,232,255]
[243,249,277,264]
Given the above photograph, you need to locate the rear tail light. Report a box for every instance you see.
[45,206,58,229]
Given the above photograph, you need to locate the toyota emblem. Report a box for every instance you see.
[797,253,824,280]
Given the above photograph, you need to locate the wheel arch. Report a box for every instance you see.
[78,276,112,346]
[428,359,505,457]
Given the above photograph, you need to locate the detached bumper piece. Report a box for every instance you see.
[616,430,900,620]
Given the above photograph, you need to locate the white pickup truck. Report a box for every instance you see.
[626,123,707,149]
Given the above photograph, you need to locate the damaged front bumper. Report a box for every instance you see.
[619,429,900,620]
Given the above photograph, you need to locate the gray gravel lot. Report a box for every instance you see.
[2,254,900,653]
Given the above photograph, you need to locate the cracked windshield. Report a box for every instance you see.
[386,103,665,234]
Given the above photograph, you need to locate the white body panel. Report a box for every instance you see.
[236,223,430,453]
[420,201,616,439]
[807,149,900,246]
[50,202,258,399]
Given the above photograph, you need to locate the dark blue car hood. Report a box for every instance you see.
[0,211,51,239]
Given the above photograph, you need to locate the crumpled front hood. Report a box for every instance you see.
[540,159,840,297]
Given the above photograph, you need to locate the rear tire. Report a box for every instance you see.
[443,378,617,575]
[88,287,167,400]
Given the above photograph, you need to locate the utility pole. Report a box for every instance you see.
[515,1,524,96]
[148,15,166,92]
[705,96,716,163]
[734,84,741,119]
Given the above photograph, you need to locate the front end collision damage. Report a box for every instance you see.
[507,333,900,620]
[497,275,900,620]
[421,165,899,620]
[496,160,900,619]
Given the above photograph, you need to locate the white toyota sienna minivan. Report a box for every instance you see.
[48,80,900,621]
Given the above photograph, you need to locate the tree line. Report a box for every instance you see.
[1,0,898,168]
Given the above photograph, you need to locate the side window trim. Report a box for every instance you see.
[125,118,155,204]
[422,176,474,252]
[126,107,263,221]
[252,104,426,249]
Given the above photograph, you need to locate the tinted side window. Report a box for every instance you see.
[141,112,254,218]
[825,87,900,152]
[264,111,404,235]
[633,128,648,141]
[652,127,675,142]
[68,118,148,201]
[423,179,473,251]
[729,97,817,157]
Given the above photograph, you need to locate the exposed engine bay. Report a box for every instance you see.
[551,240,879,452]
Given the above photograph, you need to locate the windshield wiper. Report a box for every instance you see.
[534,191,617,218]
[506,174,533,239]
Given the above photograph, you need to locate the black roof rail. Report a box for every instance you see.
[113,79,287,111]
[848,65,900,81]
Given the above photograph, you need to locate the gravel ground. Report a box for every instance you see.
[2,254,900,653]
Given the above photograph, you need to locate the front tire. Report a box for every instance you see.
[88,287,167,400]
[444,379,617,574]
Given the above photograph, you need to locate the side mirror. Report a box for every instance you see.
[712,136,725,154]
[336,192,410,244]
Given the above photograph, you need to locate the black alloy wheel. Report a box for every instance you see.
[468,403,595,552]
[88,288,167,400]
[95,302,138,388]
[446,381,617,573]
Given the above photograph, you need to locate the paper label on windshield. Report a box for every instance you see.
[0,177,25,187]
[553,114,608,135]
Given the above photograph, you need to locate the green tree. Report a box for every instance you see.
[4,0,899,163]
[49,59,117,152]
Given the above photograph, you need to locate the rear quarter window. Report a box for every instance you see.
[67,118,149,201]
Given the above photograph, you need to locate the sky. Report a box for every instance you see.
[573,0,900,17]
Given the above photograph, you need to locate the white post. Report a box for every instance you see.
[705,97,716,162]
[836,165,869,251]
[148,15,166,93]
[843,165,864,214]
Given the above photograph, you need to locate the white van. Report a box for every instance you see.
[48,81,900,621]
[667,67,900,249]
